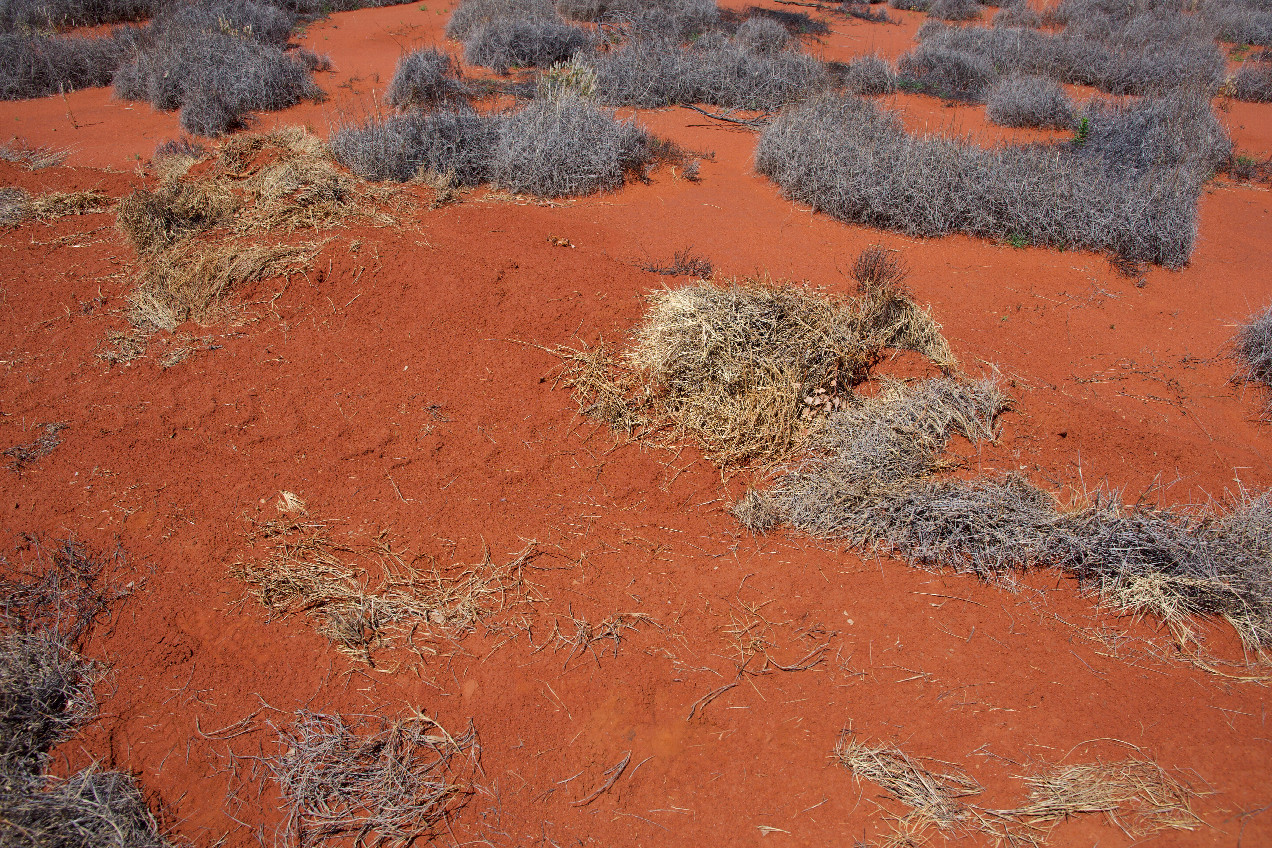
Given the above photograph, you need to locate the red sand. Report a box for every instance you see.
[2,3,1272,847]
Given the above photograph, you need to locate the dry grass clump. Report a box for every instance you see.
[385,48,468,108]
[834,733,983,829]
[558,251,955,470]
[835,733,1201,844]
[0,141,68,170]
[234,493,538,663]
[1008,759,1201,837]
[268,710,477,848]
[116,127,392,334]
[985,75,1074,129]
[0,188,111,227]
[837,54,897,96]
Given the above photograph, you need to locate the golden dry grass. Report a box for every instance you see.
[556,254,955,472]
[1,188,111,227]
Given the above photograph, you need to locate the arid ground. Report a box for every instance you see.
[2,2,1271,846]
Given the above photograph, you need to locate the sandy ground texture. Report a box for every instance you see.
[2,1,1272,846]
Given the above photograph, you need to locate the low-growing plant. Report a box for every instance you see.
[985,75,1074,128]
[928,0,980,22]
[0,27,140,100]
[1235,304,1272,405]
[1232,60,1272,102]
[733,15,790,53]
[897,44,995,101]
[385,47,467,107]
[537,53,598,99]
[446,0,558,39]
[463,17,593,72]
[837,54,896,95]
[755,93,1225,267]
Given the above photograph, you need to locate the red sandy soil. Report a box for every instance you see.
[3,3,1272,847]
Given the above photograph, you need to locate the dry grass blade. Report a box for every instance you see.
[269,710,477,848]
[834,732,982,829]
[0,142,69,170]
[551,612,651,668]
[234,494,538,663]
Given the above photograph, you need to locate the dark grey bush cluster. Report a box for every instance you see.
[386,48,467,108]
[898,43,995,101]
[838,54,896,95]
[755,93,1227,267]
[985,75,1074,128]
[1236,305,1272,398]
[733,16,790,53]
[463,18,593,72]
[554,0,720,40]
[113,1,326,136]
[888,0,930,10]
[909,16,1226,98]
[1233,60,1272,102]
[1202,0,1272,47]
[0,26,139,100]
[928,0,980,21]
[590,34,828,109]
[0,0,163,30]
[992,1,1041,28]
[448,0,592,71]
[332,97,656,197]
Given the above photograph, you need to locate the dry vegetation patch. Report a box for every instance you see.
[234,493,539,664]
[560,248,1272,655]
[835,733,1201,846]
[267,710,478,848]
[557,248,954,471]
[113,127,397,343]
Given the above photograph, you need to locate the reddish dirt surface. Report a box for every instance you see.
[3,2,1272,847]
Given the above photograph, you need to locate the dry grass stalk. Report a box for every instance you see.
[234,493,538,663]
[550,612,650,667]
[0,142,69,171]
[557,253,955,471]
[269,710,477,848]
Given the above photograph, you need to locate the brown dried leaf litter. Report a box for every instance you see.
[114,127,400,336]
[835,733,1202,847]
[233,492,539,664]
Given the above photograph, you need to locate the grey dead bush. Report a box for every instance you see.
[463,18,593,72]
[929,0,980,21]
[898,43,995,101]
[744,6,829,37]
[493,96,650,196]
[591,37,828,109]
[1236,304,1272,400]
[1203,0,1272,47]
[114,25,323,136]
[755,93,1224,267]
[912,18,1226,96]
[840,1,893,23]
[333,98,661,197]
[734,15,790,53]
[986,75,1074,128]
[0,539,169,847]
[839,54,896,95]
[0,0,162,30]
[149,0,297,44]
[993,2,1041,28]
[385,48,467,108]
[1233,60,1272,102]
[445,0,557,40]
[0,27,140,100]
[889,0,930,10]
[597,0,722,40]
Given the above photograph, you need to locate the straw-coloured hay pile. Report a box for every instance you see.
[834,733,1201,846]
[114,127,396,336]
[234,492,538,664]
[560,247,1272,652]
[559,247,955,470]
[268,710,478,848]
